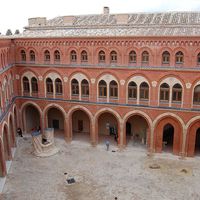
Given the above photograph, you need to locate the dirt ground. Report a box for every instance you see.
[1,135,200,200]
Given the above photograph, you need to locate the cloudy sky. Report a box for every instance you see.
[1,0,200,34]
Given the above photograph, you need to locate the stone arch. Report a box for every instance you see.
[94,108,122,145]
[122,110,152,147]
[153,113,184,155]
[68,105,93,143]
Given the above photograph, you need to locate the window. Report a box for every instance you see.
[70,50,77,62]
[81,79,89,97]
[142,51,149,63]
[175,51,184,64]
[99,80,107,97]
[81,50,88,62]
[46,78,53,94]
[44,50,50,62]
[71,79,79,95]
[31,77,38,93]
[54,50,60,62]
[194,85,200,104]
[21,50,26,62]
[55,78,62,95]
[110,80,118,98]
[23,77,29,93]
[129,51,136,63]
[99,51,105,63]
[110,51,117,63]
[162,51,170,64]
[172,84,182,102]
[160,83,169,101]
[140,82,149,100]
[30,50,35,62]
[128,81,137,99]
[197,53,200,65]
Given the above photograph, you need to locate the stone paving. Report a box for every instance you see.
[1,135,200,200]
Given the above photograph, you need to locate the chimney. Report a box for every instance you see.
[103,7,110,15]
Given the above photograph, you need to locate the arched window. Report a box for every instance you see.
[194,84,200,104]
[140,82,149,100]
[129,51,136,63]
[197,53,200,65]
[99,80,107,97]
[172,83,182,102]
[55,78,62,95]
[71,79,79,95]
[70,50,77,62]
[30,50,35,62]
[44,50,50,62]
[99,50,105,63]
[31,77,38,93]
[110,51,117,63]
[142,51,149,63]
[81,79,89,97]
[162,51,170,64]
[21,50,26,62]
[46,78,53,94]
[175,51,184,64]
[81,50,88,62]
[54,50,60,62]
[110,80,118,98]
[160,83,169,101]
[128,81,137,99]
[23,77,29,93]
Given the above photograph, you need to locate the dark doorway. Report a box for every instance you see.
[195,128,200,155]
[53,119,59,129]
[78,120,83,132]
[163,124,174,152]
[126,122,131,136]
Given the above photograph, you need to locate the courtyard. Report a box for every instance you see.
[1,134,200,200]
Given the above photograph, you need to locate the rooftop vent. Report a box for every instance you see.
[103,7,110,15]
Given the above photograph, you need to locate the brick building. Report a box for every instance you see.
[0,7,200,177]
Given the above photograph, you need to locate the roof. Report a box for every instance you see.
[6,11,200,38]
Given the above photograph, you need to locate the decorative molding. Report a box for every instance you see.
[152,81,157,87]
[38,76,43,81]
[120,80,125,86]
[63,76,68,82]
[186,83,191,89]
[91,78,95,84]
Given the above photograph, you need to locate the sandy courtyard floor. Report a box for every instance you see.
[1,135,200,200]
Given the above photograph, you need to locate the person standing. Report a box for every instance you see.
[17,127,23,137]
[105,140,110,151]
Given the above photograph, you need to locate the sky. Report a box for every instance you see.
[1,0,200,34]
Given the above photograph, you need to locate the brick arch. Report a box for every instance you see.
[185,117,200,156]
[67,105,93,142]
[21,101,42,133]
[43,70,63,81]
[122,110,152,147]
[8,112,16,147]
[2,122,12,161]
[20,68,40,78]
[153,115,183,155]
[94,108,122,145]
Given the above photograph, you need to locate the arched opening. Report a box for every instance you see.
[55,78,63,96]
[3,125,11,161]
[97,112,118,145]
[142,51,149,63]
[54,50,60,63]
[195,128,200,155]
[99,80,107,98]
[0,140,5,177]
[70,50,77,63]
[154,117,182,155]
[9,116,15,147]
[160,83,169,102]
[162,124,174,152]
[175,51,184,64]
[23,76,30,95]
[30,50,35,62]
[72,110,90,142]
[125,115,148,147]
[162,51,170,64]
[98,50,105,63]
[46,78,53,96]
[14,107,18,130]
[31,77,38,96]
[47,107,65,137]
[23,105,40,133]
